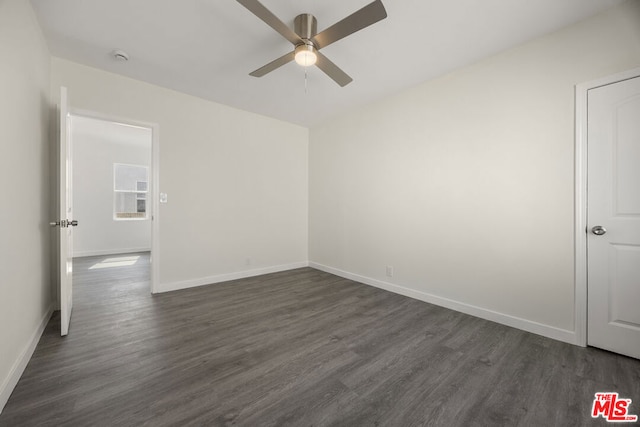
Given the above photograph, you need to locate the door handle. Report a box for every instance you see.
[591,225,607,236]
[49,219,78,228]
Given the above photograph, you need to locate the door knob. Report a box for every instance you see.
[592,225,607,236]
[49,219,78,228]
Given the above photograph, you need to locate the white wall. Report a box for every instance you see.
[0,0,52,412]
[72,116,152,257]
[51,58,309,292]
[309,0,640,343]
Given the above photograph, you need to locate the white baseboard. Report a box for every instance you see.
[157,261,310,294]
[0,304,54,414]
[309,262,578,346]
[73,247,151,258]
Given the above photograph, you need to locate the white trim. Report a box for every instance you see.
[310,262,577,345]
[69,108,160,294]
[575,83,588,347]
[150,124,160,295]
[0,304,53,414]
[157,262,310,293]
[574,67,640,347]
[73,247,151,258]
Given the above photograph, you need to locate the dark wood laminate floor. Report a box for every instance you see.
[1,253,639,426]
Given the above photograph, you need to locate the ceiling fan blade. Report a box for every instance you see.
[249,51,295,77]
[315,51,353,87]
[236,0,302,45]
[312,0,387,49]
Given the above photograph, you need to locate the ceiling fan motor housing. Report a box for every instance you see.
[294,13,318,66]
[294,14,317,41]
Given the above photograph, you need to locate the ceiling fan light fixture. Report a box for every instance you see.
[294,43,317,67]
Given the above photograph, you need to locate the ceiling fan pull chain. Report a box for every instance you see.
[305,68,308,94]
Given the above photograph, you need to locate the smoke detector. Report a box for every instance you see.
[112,49,129,61]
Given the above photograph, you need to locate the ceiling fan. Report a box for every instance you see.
[236,0,387,87]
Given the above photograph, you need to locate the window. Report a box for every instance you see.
[114,163,148,220]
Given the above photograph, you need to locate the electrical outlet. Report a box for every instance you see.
[386,265,394,277]
[246,257,252,266]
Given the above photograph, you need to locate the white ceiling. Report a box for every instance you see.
[30,0,625,127]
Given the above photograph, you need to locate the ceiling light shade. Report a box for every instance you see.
[294,43,317,67]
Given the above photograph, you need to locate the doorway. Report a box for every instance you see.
[68,111,160,295]
[576,67,640,359]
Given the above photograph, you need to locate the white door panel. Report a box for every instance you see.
[587,76,640,359]
[58,86,73,336]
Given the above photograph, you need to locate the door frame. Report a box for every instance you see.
[574,66,640,347]
[70,107,161,294]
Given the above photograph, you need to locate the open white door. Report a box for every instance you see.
[52,86,76,336]
[587,76,640,359]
